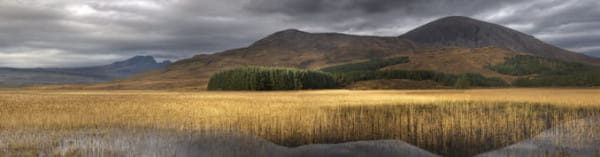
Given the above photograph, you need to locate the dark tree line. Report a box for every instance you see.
[207,67,337,91]
[207,55,518,91]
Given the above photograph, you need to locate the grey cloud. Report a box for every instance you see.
[0,0,599,68]
[243,0,533,35]
[0,0,280,67]
[486,0,600,57]
[246,0,515,17]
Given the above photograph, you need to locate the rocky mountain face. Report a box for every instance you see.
[0,56,170,86]
[400,16,600,65]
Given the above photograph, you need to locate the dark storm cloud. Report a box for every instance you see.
[0,0,598,68]
[245,0,521,27]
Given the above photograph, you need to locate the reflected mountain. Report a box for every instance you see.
[477,116,600,157]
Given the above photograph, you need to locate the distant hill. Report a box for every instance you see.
[399,16,600,65]
[0,56,170,86]
[40,16,600,90]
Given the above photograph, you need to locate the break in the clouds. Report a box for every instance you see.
[0,0,598,68]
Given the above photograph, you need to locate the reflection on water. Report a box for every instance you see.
[476,116,600,157]
[0,129,438,157]
[1,116,599,157]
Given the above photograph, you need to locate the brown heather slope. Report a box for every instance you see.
[384,47,522,82]
[36,29,420,90]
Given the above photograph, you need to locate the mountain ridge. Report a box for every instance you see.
[35,16,599,90]
[39,30,421,89]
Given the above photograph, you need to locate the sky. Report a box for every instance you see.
[0,0,599,68]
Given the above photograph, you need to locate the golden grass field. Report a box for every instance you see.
[1,88,600,156]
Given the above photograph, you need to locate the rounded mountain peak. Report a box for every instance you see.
[435,16,478,22]
[398,16,600,65]
[277,29,305,34]
[264,29,308,39]
[399,16,539,53]
[422,16,500,30]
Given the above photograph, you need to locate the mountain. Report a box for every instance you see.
[399,16,600,65]
[0,56,170,86]
[44,32,524,90]
[40,30,420,89]
[41,16,599,90]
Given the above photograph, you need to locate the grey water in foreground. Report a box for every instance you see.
[1,116,599,157]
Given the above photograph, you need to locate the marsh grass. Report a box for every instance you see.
[1,89,600,156]
[226,102,600,156]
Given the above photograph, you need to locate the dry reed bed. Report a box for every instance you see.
[0,89,599,156]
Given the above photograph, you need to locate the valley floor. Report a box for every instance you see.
[1,89,600,156]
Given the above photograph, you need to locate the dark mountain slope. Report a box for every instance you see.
[400,16,600,65]
[0,56,170,86]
